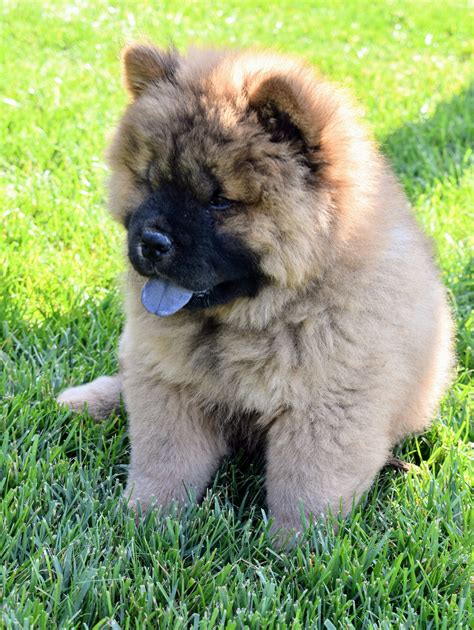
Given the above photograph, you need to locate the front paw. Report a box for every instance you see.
[125,481,157,515]
[57,376,121,421]
[125,477,197,520]
[126,494,154,518]
[269,515,305,549]
[57,386,89,413]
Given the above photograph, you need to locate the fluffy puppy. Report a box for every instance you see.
[58,45,454,536]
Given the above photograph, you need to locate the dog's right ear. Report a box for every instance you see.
[122,44,180,98]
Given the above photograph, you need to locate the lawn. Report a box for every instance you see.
[1,0,472,627]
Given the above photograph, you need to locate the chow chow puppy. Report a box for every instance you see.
[58,44,454,537]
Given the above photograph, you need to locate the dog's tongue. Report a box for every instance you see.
[141,278,193,316]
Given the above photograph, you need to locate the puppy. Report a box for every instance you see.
[58,45,454,536]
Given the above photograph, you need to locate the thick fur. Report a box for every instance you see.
[58,45,454,536]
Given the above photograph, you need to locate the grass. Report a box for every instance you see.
[1,0,472,627]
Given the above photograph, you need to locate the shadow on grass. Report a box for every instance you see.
[381,82,473,196]
[212,448,267,519]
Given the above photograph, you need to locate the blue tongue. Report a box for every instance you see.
[141,278,193,316]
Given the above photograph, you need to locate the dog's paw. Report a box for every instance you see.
[268,517,304,549]
[57,376,121,422]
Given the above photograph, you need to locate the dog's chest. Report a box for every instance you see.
[140,314,309,413]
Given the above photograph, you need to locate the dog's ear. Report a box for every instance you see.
[122,44,180,98]
[248,72,319,147]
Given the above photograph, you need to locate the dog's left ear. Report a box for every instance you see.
[248,72,320,149]
[122,44,180,98]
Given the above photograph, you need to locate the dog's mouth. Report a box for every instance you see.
[141,276,260,316]
[141,275,263,316]
[141,277,195,316]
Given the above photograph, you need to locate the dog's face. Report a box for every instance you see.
[107,45,369,313]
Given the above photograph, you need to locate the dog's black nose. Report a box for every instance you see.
[141,229,173,260]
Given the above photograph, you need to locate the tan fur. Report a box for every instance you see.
[58,45,454,537]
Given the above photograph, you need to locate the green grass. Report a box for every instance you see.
[1,0,473,627]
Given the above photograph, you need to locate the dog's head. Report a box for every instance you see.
[107,45,377,316]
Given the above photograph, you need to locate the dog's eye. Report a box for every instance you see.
[209,196,233,211]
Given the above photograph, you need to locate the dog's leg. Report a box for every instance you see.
[265,402,390,541]
[57,374,122,421]
[124,376,228,511]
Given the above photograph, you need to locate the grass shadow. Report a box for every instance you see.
[381,82,473,196]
